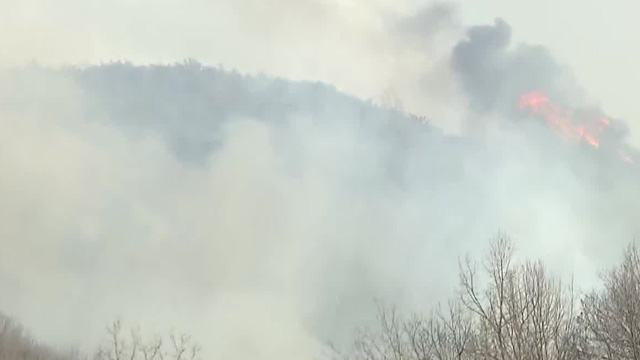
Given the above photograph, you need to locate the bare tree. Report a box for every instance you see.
[93,320,200,360]
[581,243,640,360]
[0,313,200,360]
[343,235,583,360]
[340,296,474,360]
[0,312,72,360]
[459,235,581,360]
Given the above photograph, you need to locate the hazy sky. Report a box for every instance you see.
[1,0,637,142]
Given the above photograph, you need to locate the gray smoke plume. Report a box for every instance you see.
[451,16,637,172]
[451,18,581,114]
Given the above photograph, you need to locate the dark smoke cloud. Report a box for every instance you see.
[451,18,580,115]
[450,17,638,168]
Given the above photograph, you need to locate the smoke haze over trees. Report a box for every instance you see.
[339,236,640,360]
[0,3,639,360]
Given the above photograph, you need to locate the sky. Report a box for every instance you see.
[1,1,639,359]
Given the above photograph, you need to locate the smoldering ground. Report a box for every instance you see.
[0,2,639,360]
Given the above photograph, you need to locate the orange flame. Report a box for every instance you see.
[518,91,633,163]
[519,92,603,147]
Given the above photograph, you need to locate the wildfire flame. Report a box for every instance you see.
[518,91,633,163]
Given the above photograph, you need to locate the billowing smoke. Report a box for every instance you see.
[0,3,639,360]
[451,17,636,160]
[452,18,570,113]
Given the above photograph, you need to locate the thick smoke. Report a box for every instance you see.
[0,4,639,360]
[450,17,635,156]
[451,17,584,114]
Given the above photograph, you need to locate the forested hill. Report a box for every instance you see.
[1,60,451,164]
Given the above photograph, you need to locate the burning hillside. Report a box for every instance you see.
[519,91,633,163]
